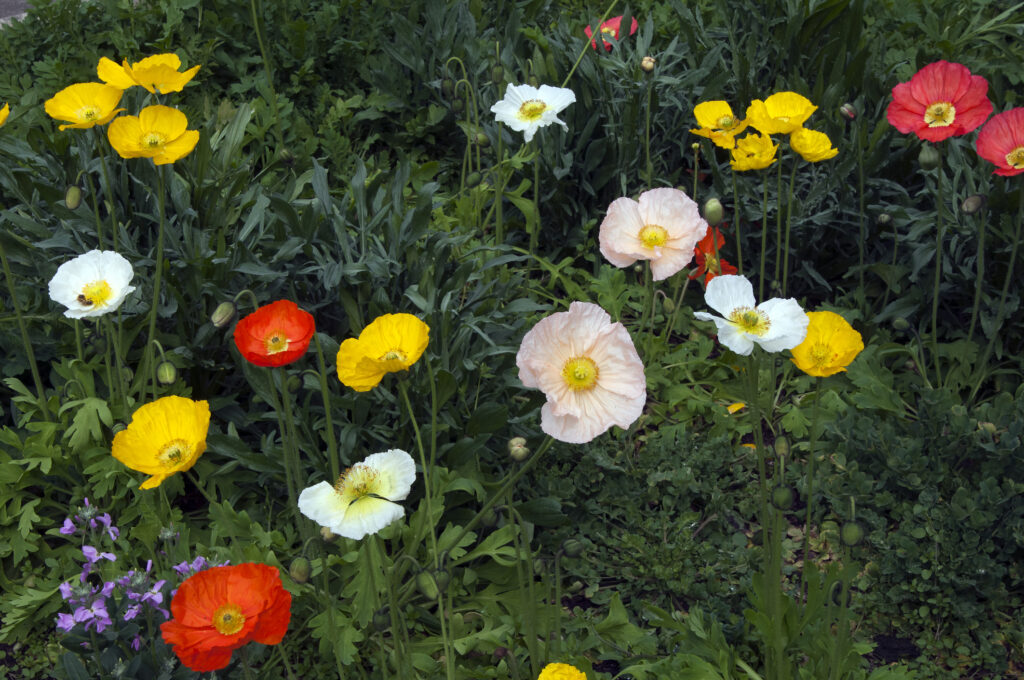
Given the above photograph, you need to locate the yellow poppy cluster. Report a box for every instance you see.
[690,92,838,169]
[43,53,200,165]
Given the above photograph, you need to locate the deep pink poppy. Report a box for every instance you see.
[975,107,1024,177]
[886,61,992,142]
[584,16,639,51]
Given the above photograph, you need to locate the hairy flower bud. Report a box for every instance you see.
[562,538,584,558]
[918,144,941,171]
[961,194,986,215]
[156,361,177,385]
[704,197,724,226]
[508,436,529,461]
[773,435,790,458]
[840,521,865,546]
[892,317,910,332]
[465,171,482,188]
[289,557,311,584]
[286,374,302,393]
[771,485,795,510]
[415,570,439,600]
[211,301,236,328]
[877,213,892,226]
[65,185,82,210]
[441,78,455,97]
[475,132,490,148]
[320,526,337,542]
[641,56,656,72]
[839,102,856,120]
[491,65,504,85]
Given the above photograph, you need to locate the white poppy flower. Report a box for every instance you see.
[693,274,808,355]
[297,449,416,540]
[490,83,576,143]
[48,250,136,319]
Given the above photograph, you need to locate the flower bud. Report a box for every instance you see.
[278,148,295,166]
[840,521,865,546]
[704,197,724,226]
[771,485,795,510]
[158,527,178,541]
[441,78,455,97]
[641,56,656,72]
[528,75,539,88]
[320,526,338,542]
[289,557,311,584]
[773,435,790,458]
[372,608,391,632]
[156,361,177,385]
[918,144,940,171]
[491,65,504,84]
[465,171,482,188]
[961,194,986,215]
[65,185,82,210]
[451,98,465,113]
[892,317,910,332]
[475,132,490,148]
[662,297,675,314]
[877,213,892,226]
[950,404,967,417]
[562,538,584,558]
[508,437,530,461]
[415,570,439,600]
[432,569,451,591]
[286,374,302,393]
[211,301,236,328]
[839,103,856,120]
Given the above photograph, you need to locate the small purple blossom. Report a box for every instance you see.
[55,613,76,633]
[60,518,77,536]
[60,499,120,541]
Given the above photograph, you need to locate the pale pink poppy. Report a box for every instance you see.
[516,302,646,444]
[598,188,708,281]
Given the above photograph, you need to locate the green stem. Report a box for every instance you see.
[930,151,944,386]
[278,367,305,512]
[856,125,865,308]
[660,275,691,342]
[185,469,217,505]
[83,172,105,251]
[312,333,340,482]
[277,644,299,680]
[560,0,620,88]
[0,237,50,420]
[511,506,540,676]
[495,126,505,244]
[92,127,118,251]
[801,377,822,596]
[781,160,798,297]
[759,176,769,300]
[139,167,167,403]
[645,80,654,190]
[733,173,743,275]
[967,205,986,345]
[529,144,540,255]
[773,159,782,287]
[248,0,285,153]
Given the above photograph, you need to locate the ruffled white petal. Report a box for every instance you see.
[48,250,136,319]
[755,298,809,351]
[297,482,349,528]
[598,197,644,268]
[704,275,754,317]
[335,496,405,540]
[360,449,416,501]
[490,83,576,143]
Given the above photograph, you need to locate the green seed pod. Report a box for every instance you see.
[840,521,865,546]
[703,197,724,226]
[65,185,82,210]
[562,539,584,558]
[416,570,439,600]
[773,435,790,458]
[289,557,311,584]
[156,361,177,385]
[465,171,482,188]
[211,301,237,329]
[491,65,504,84]
[918,144,941,171]
[771,485,795,510]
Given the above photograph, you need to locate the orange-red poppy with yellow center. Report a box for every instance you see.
[233,300,315,367]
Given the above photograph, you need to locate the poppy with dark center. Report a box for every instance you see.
[160,563,292,672]
[689,226,738,287]
[233,300,315,367]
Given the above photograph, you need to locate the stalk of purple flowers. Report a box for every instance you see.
[60,498,119,542]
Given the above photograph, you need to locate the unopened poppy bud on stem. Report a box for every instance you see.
[961,194,986,215]
[641,56,656,72]
[704,197,724,226]
[840,103,856,120]
[65,185,82,210]
[157,361,177,385]
[877,213,893,226]
[918,144,941,171]
[892,317,910,332]
[211,301,236,328]
[289,557,311,583]
[508,436,529,461]
[562,538,584,558]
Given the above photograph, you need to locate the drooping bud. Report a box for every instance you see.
[156,361,177,385]
[289,557,311,584]
[562,538,584,558]
[65,185,82,210]
[704,197,724,226]
[278,148,295,166]
[641,56,656,72]
[961,194,986,215]
[415,570,440,600]
[491,65,504,84]
[465,171,482,188]
[508,436,529,461]
[892,317,910,332]
[372,608,391,632]
[918,144,941,171]
[839,103,856,121]
[662,297,675,314]
[432,569,451,591]
[211,301,236,328]
[840,521,865,546]
[441,78,455,97]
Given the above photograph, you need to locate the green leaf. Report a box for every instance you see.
[594,592,648,650]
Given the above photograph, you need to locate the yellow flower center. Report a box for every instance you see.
[704,253,721,274]
[728,307,771,336]
[158,438,192,468]
[518,99,547,122]
[809,343,832,369]
[716,115,734,129]
[600,26,616,34]
[212,603,245,635]
[561,356,599,391]
[334,465,381,504]
[924,102,955,127]
[264,330,290,355]
[78,280,113,308]
[1006,146,1024,169]
[639,224,668,248]
[143,132,166,149]
[77,106,101,122]
[379,349,407,362]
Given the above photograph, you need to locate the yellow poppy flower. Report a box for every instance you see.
[790,128,838,162]
[538,663,587,680]
[107,105,200,165]
[44,83,124,131]
[111,396,211,490]
[746,92,817,135]
[730,132,778,171]
[0,103,9,127]
[790,310,864,377]
[690,100,749,149]
[336,313,429,392]
[98,54,201,94]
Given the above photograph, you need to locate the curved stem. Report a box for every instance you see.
[759,176,769,300]
[801,376,822,596]
[397,379,439,569]
[312,332,340,482]
[781,160,798,297]
[733,172,743,274]
[140,166,167,403]
[967,205,987,345]
[561,0,620,88]
[930,152,945,386]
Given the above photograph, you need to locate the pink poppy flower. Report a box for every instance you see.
[599,188,708,281]
[886,61,992,142]
[975,107,1024,177]
[584,16,639,51]
[517,302,646,444]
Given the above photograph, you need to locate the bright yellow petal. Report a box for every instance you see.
[97,57,137,89]
[0,103,9,127]
[139,105,188,139]
[336,338,387,391]
[154,129,199,164]
[357,313,430,368]
[133,53,182,71]
[110,396,210,487]
[107,115,148,158]
[693,101,736,129]
[153,64,200,93]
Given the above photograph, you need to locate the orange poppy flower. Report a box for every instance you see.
[233,300,315,367]
[688,226,738,287]
[886,61,992,143]
[160,563,291,672]
[975,107,1024,177]
[584,15,638,51]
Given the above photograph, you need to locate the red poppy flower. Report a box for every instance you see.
[886,61,992,142]
[160,563,292,672]
[688,226,737,287]
[975,107,1024,177]
[584,16,639,51]
[233,300,315,367]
